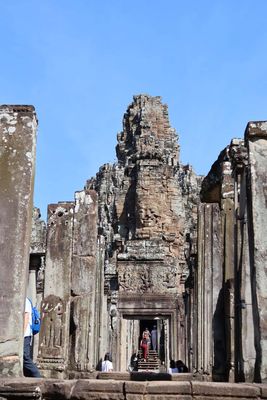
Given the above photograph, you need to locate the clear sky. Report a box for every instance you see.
[1,1,267,218]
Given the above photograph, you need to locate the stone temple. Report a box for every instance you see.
[0,95,267,398]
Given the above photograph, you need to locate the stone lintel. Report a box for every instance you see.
[118,293,178,314]
[245,121,267,140]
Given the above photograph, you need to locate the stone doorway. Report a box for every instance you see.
[121,316,170,371]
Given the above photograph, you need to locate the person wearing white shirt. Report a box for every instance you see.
[101,353,113,372]
[23,298,41,377]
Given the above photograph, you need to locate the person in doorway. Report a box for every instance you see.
[101,353,113,372]
[168,359,178,374]
[151,325,157,351]
[140,336,148,361]
[159,360,166,373]
[142,327,151,349]
[23,297,41,377]
[176,360,188,373]
[129,352,138,371]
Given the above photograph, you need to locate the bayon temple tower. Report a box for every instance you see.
[35,95,201,377]
[1,95,267,385]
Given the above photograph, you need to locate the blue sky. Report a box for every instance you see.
[1,1,267,218]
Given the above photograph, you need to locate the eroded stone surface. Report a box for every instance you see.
[0,378,266,400]
[3,96,265,386]
[197,121,267,383]
[0,105,37,377]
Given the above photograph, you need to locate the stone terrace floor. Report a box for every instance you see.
[0,374,267,400]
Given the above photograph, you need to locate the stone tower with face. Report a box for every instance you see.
[89,94,200,370]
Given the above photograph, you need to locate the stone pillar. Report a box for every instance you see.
[245,122,267,382]
[220,159,235,382]
[38,202,74,378]
[0,105,37,376]
[29,208,46,361]
[196,203,223,380]
[229,138,256,382]
[69,189,98,373]
[98,234,108,369]
[235,168,255,381]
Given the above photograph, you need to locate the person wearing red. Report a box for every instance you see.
[140,336,148,361]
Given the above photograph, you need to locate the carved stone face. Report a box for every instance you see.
[138,204,161,228]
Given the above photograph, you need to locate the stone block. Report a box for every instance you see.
[125,380,147,394]
[171,373,194,381]
[191,382,260,397]
[68,371,98,380]
[71,256,97,296]
[44,202,74,299]
[98,372,130,380]
[195,398,256,400]
[42,379,76,399]
[245,121,267,139]
[146,381,191,394]
[73,189,97,257]
[0,378,43,399]
[71,379,124,400]
[259,384,267,399]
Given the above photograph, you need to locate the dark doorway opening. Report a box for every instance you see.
[139,319,155,340]
[139,319,166,363]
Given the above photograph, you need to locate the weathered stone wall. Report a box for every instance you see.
[24,95,266,384]
[245,122,267,382]
[37,191,99,377]
[198,121,267,383]
[0,105,37,376]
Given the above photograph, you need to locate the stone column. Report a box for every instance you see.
[38,202,74,378]
[69,189,98,373]
[211,204,224,381]
[0,105,37,376]
[229,139,256,382]
[196,203,223,380]
[236,168,255,381]
[220,160,235,382]
[245,121,267,382]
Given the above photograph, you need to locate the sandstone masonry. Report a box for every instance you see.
[1,96,267,390]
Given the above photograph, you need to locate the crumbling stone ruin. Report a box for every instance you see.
[1,96,267,395]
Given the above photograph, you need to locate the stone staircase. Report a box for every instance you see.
[138,349,160,371]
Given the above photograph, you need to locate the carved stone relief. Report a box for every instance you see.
[38,295,66,359]
[118,263,179,294]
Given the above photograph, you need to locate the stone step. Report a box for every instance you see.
[137,349,160,371]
